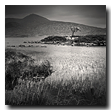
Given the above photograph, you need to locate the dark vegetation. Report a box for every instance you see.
[75,35,106,43]
[41,36,67,42]
[5,49,52,90]
[41,35,106,46]
[6,79,106,106]
[18,45,26,47]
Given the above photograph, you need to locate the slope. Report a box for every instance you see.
[5,14,106,37]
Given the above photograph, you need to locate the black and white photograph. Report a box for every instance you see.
[5,5,106,106]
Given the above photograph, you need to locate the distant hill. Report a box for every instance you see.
[5,22,22,28]
[5,14,106,37]
[22,14,49,24]
[5,18,21,24]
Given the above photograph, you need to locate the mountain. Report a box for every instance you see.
[5,18,21,24]
[22,14,49,24]
[5,14,106,37]
[5,22,21,28]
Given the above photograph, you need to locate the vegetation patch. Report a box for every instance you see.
[5,48,106,106]
[41,35,106,46]
[41,36,67,42]
[75,35,106,44]
[5,49,53,90]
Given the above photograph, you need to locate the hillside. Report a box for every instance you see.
[5,14,106,37]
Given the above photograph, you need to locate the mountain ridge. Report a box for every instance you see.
[5,14,106,37]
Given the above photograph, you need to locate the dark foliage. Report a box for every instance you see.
[41,35,106,46]
[41,36,67,42]
[74,35,106,43]
[5,49,53,90]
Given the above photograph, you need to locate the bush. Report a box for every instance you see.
[75,35,106,43]
[41,36,67,42]
[5,49,53,90]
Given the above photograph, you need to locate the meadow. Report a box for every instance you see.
[5,37,106,106]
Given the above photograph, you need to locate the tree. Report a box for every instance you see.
[70,26,81,39]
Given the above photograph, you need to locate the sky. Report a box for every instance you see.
[5,5,106,28]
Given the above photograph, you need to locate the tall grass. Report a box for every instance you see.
[5,47,106,106]
[6,72,106,105]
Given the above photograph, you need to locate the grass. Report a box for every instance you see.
[5,47,106,106]
[6,74,106,105]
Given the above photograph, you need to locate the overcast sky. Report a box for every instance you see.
[5,5,106,28]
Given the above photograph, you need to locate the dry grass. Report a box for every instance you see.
[5,46,106,105]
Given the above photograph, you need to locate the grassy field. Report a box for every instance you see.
[5,45,106,105]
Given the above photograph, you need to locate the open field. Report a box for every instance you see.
[5,37,106,105]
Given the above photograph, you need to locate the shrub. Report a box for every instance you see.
[5,49,53,90]
[75,35,106,43]
[41,36,66,42]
